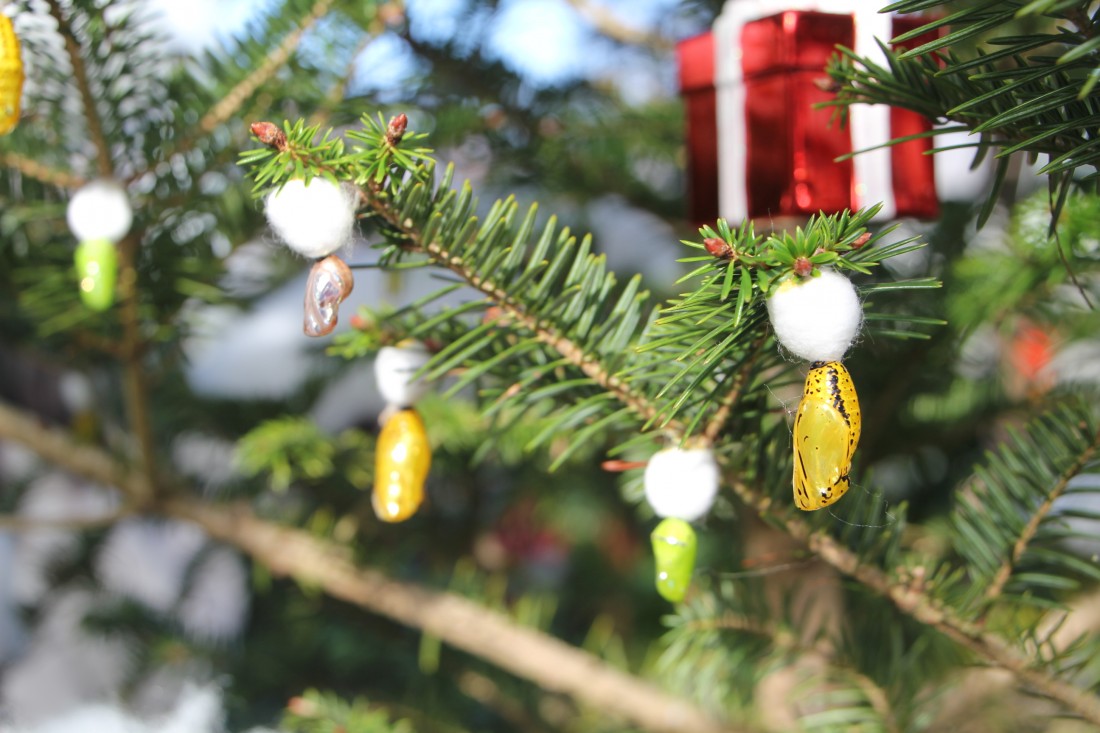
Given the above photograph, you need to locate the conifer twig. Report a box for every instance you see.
[46,0,112,178]
[0,398,735,733]
[198,0,336,135]
[0,152,85,189]
[984,422,1100,602]
[725,477,1100,726]
[701,333,766,444]
[357,189,681,431]
[562,0,673,51]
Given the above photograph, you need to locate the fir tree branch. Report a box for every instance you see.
[701,333,766,444]
[726,477,1100,726]
[562,0,673,51]
[198,0,336,135]
[0,509,134,531]
[115,231,157,504]
[0,152,85,189]
[984,421,1100,603]
[0,397,735,733]
[0,400,151,499]
[168,496,737,733]
[45,1,158,502]
[46,0,112,178]
[357,190,681,432]
[693,615,898,733]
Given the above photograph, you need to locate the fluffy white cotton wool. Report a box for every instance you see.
[643,447,720,522]
[66,180,133,243]
[264,178,357,258]
[766,269,862,363]
[375,340,432,407]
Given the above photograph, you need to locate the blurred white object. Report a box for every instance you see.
[177,547,250,643]
[375,340,432,407]
[644,446,720,521]
[94,520,205,614]
[265,178,358,259]
[66,180,133,244]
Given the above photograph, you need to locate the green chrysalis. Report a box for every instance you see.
[74,238,118,311]
[651,517,697,603]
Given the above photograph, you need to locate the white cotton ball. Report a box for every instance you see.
[66,180,133,243]
[643,446,720,521]
[264,178,358,258]
[766,269,862,363]
[375,340,432,407]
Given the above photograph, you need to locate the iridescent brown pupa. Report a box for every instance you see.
[303,255,353,337]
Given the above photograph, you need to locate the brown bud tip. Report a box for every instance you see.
[349,313,368,330]
[814,77,841,93]
[286,696,318,717]
[793,256,813,277]
[386,113,408,145]
[703,237,732,259]
[250,122,288,151]
[600,459,648,472]
[852,232,872,249]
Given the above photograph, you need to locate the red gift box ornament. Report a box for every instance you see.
[678,0,938,225]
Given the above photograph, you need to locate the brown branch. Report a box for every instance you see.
[701,333,767,444]
[0,400,151,498]
[985,422,1100,602]
[114,230,156,504]
[356,189,679,431]
[0,509,134,532]
[562,0,673,52]
[46,0,112,178]
[0,399,734,733]
[198,0,336,135]
[726,477,1100,727]
[165,496,735,733]
[0,152,86,189]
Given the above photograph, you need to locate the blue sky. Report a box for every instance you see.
[146,0,683,91]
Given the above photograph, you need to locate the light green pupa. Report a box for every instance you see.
[651,517,697,603]
[74,238,118,311]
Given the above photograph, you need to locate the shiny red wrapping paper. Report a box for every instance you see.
[677,9,939,225]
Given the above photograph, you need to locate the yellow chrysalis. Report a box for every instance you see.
[373,408,431,523]
[0,14,23,135]
[792,361,861,511]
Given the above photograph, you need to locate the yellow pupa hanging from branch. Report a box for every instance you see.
[792,361,861,511]
[373,408,431,523]
[0,14,23,135]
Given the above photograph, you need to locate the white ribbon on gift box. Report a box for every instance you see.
[713,0,896,222]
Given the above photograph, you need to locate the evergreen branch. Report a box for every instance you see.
[0,152,85,189]
[984,417,1100,603]
[562,0,673,51]
[356,188,679,432]
[0,398,737,733]
[0,399,152,500]
[198,0,335,135]
[724,476,1100,726]
[701,333,767,444]
[46,0,112,178]
[0,509,134,532]
[44,1,158,500]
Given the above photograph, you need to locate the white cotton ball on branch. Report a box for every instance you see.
[264,178,358,258]
[66,180,133,244]
[643,446,720,522]
[375,340,432,407]
[766,269,862,363]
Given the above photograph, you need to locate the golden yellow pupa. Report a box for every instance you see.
[792,361,861,511]
[0,15,24,135]
[373,408,431,522]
